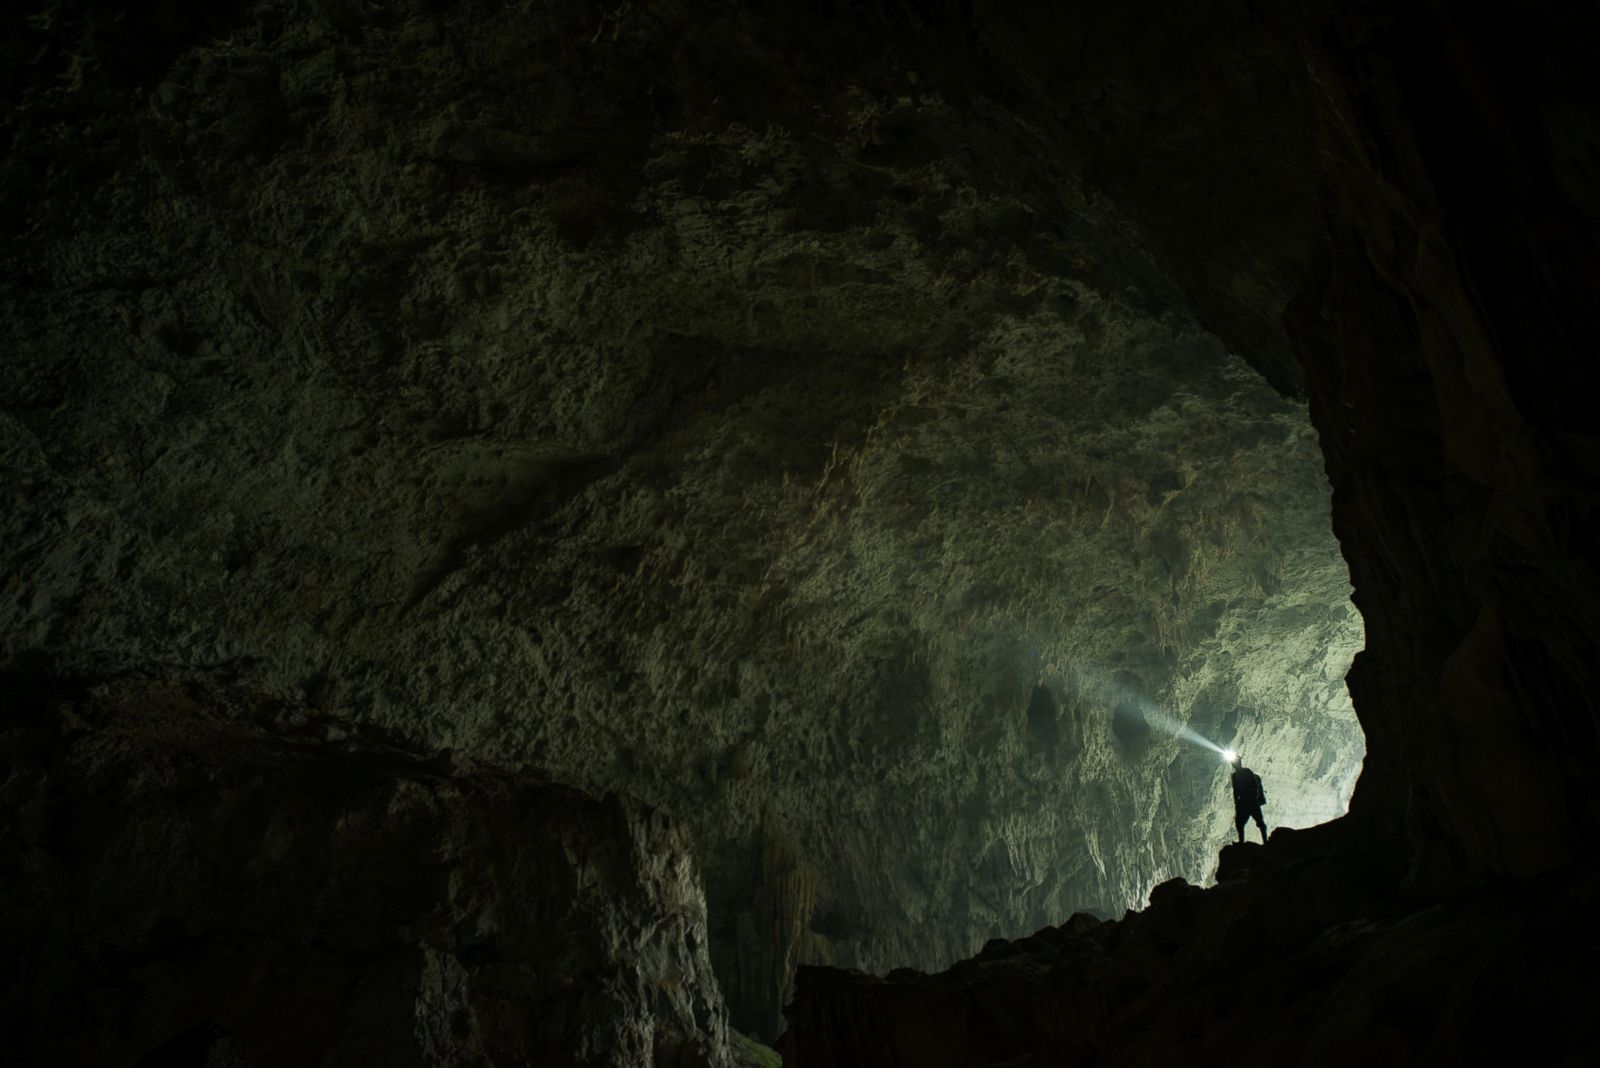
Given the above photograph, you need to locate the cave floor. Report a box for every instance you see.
[780,822,1600,1065]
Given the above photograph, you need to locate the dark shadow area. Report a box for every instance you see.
[1024,683,1060,750]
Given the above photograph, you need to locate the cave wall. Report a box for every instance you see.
[0,0,1382,1039]
[2,674,731,1067]
[1288,1,1600,885]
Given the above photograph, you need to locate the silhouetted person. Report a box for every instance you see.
[1229,756,1267,844]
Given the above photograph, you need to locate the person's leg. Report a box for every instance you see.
[1253,809,1268,843]
[1235,810,1246,843]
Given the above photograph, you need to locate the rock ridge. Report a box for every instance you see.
[1,670,733,1067]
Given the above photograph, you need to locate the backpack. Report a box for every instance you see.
[1233,767,1265,807]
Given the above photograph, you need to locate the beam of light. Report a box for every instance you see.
[1070,668,1231,757]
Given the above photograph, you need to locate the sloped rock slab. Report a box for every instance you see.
[1,674,731,1067]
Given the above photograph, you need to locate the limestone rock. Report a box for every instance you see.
[0,673,732,1067]
[1287,0,1600,889]
[778,827,1600,1065]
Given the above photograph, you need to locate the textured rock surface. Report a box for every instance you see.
[1289,1,1600,887]
[0,672,732,1067]
[0,0,1368,1034]
[783,1,1600,1063]
[778,828,1600,1065]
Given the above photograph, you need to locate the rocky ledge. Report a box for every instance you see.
[0,672,732,1068]
[778,822,1600,1065]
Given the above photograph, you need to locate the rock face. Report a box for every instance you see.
[1,673,732,1067]
[778,826,1600,1065]
[0,0,1368,1035]
[1288,1,1600,888]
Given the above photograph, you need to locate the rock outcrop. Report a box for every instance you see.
[1,672,732,1067]
[1288,0,1600,888]
[778,826,1600,1065]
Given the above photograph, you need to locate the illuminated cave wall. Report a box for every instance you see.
[0,0,1368,1035]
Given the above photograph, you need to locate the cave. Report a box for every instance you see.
[2,1,1597,1065]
